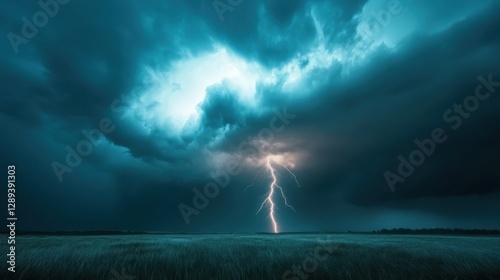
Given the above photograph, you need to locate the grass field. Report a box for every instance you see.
[2,233,499,280]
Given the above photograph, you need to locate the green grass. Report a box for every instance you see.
[2,234,500,279]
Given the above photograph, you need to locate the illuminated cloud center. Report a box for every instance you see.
[126,48,260,134]
[126,39,355,136]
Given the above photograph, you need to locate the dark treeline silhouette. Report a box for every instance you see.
[373,228,500,235]
[1,229,499,235]
[3,230,147,236]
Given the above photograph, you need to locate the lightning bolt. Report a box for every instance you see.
[244,167,264,191]
[275,161,302,188]
[256,156,300,233]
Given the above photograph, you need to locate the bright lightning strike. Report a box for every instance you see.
[255,155,301,233]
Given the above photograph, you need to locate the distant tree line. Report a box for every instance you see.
[372,228,500,235]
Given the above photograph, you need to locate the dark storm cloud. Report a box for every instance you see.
[311,3,500,204]
[196,1,500,225]
[1,0,499,231]
[1,0,216,160]
[0,0,367,162]
[199,84,245,129]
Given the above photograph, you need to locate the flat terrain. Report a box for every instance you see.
[2,234,500,279]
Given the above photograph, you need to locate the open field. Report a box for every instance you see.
[2,233,500,280]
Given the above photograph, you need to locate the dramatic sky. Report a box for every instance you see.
[1,0,499,232]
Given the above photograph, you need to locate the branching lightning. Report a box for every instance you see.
[245,167,264,191]
[254,155,301,233]
[275,161,302,188]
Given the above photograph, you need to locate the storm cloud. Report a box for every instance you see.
[1,0,499,232]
